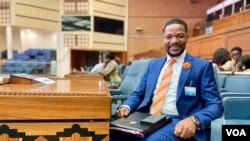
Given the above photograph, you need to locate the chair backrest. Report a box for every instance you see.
[217,74,228,89]
[118,64,126,78]
[119,58,153,96]
[212,64,220,91]
[221,92,250,99]
[224,75,250,93]
[122,66,130,79]
[223,96,250,119]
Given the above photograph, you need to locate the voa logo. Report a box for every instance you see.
[226,129,246,136]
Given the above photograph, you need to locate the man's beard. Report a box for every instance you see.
[166,47,185,57]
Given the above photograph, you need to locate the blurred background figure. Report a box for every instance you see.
[99,50,121,88]
[115,56,121,65]
[231,47,242,72]
[213,48,234,72]
[237,55,250,72]
[90,51,104,73]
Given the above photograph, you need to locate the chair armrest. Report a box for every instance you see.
[112,95,129,101]
[211,117,224,141]
[109,88,122,95]
[220,88,226,93]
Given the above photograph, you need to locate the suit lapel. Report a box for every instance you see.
[148,57,167,98]
[177,53,193,100]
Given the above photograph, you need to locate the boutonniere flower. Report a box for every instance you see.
[183,62,191,69]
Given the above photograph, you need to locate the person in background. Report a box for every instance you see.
[212,48,234,72]
[99,50,121,88]
[237,55,250,72]
[115,56,121,65]
[90,51,104,73]
[111,18,223,141]
[231,47,242,72]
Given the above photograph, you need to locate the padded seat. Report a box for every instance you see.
[211,96,250,141]
[110,58,153,115]
[223,76,250,93]
[217,74,228,91]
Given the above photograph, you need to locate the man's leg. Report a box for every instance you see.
[138,118,195,141]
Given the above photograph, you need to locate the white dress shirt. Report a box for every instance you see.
[151,51,186,116]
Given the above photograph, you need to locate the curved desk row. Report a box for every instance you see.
[0,75,111,141]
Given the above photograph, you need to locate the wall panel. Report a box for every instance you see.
[94,1,126,18]
[128,0,219,60]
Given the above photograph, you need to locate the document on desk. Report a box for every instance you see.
[110,112,171,138]
[34,77,55,85]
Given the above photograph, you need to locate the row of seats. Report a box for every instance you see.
[110,58,153,115]
[218,74,250,93]
[211,94,250,141]
[211,73,250,141]
[1,49,56,74]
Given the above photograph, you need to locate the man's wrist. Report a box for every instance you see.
[191,116,201,128]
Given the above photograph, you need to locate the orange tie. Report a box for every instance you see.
[150,58,176,115]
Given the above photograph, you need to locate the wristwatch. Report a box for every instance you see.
[192,116,201,128]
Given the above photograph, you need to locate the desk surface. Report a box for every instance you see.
[0,79,111,120]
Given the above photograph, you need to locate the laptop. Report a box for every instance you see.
[110,112,171,138]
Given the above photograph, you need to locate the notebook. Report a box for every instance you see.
[110,112,171,138]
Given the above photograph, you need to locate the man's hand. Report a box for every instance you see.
[174,116,197,139]
[115,107,129,118]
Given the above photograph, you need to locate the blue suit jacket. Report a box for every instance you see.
[122,53,224,141]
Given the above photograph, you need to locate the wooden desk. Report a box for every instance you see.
[0,79,111,141]
[9,74,40,84]
[64,73,103,80]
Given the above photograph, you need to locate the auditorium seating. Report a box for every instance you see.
[211,72,250,141]
[223,75,250,93]
[110,58,153,115]
[118,64,126,79]
[217,73,250,93]
[211,96,250,141]
[217,73,228,92]
[121,65,130,80]
[1,48,56,74]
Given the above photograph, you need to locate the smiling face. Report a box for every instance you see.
[163,23,189,57]
[231,50,242,63]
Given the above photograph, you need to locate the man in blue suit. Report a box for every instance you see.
[111,18,223,141]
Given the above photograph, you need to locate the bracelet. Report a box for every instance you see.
[192,116,200,127]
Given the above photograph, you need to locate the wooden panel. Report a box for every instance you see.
[187,32,224,59]
[241,10,250,23]
[0,79,111,120]
[64,73,103,80]
[0,122,108,135]
[0,122,109,141]
[9,74,39,84]
[128,0,218,17]
[128,0,219,60]
[224,24,250,55]
[213,9,250,32]
[128,36,163,56]
[0,78,110,141]
[134,48,166,60]
[186,23,250,59]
